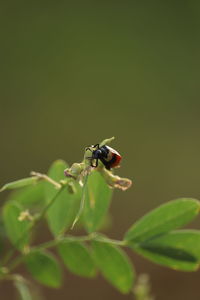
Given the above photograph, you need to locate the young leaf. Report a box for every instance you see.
[100,137,115,147]
[45,160,81,236]
[3,201,30,250]
[83,171,112,233]
[58,240,96,278]
[130,230,200,271]
[92,241,134,294]
[124,198,200,244]
[25,250,62,288]
[0,177,38,192]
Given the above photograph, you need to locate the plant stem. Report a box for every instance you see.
[30,171,61,189]
[93,235,127,246]
[35,186,64,223]
[31,233,97,251]
[6,233,126,273]
[71,173,88,229]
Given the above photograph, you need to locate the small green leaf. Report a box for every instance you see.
[58,240,96,277]
[92,241,134,293]
[45,160,81,236]
[125,198,200,244]
[8,182,45,208]
[25,250,62,288]
[83,171,112,233]
[130,230,200,271]
[3,201,30,250]
[100,137,115,147]
[0,177,38,192]
[14,276,33,300]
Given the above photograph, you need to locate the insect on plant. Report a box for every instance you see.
[70,140,124,228]
[86,144,122,170]
[0,137,200,300]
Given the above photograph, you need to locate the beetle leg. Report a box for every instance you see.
[90,158,98,168]
[94,158,98,167]
[85,147,93,152]
[93,144,99,149]
[86,157,96,168]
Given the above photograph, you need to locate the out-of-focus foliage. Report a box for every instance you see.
[1,160,200,299]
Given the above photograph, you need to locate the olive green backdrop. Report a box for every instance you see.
[1,1,200,299]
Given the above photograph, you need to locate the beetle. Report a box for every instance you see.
[86,144,122,170]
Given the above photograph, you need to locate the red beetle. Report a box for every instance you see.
[86,144,122,170]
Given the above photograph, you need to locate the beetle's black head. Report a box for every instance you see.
[92,149,102,159]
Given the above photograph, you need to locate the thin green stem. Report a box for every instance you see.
[33,233,98,250]
[35,186,64,222]
[6,233,126,273]
[71,173,89,229]
[30,171,61,189]
[30,235,93,252]
[93,235,127,246]
[7,234,95,272]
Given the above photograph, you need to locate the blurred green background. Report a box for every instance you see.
[1,0,200,299]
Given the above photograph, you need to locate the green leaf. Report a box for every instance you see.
[0,222,3,254]
[92,241,134,293]
[0,177,38,192]
[125,198,200,244]
[130,230,200,271]
[100,137,115,147]
[8,182,45,208]
[83,171,112,233]
[3,201,30,250]
[14,276,33,300]
[58,240,96,278]
[45,160,81,236]
[25,250,62,288]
